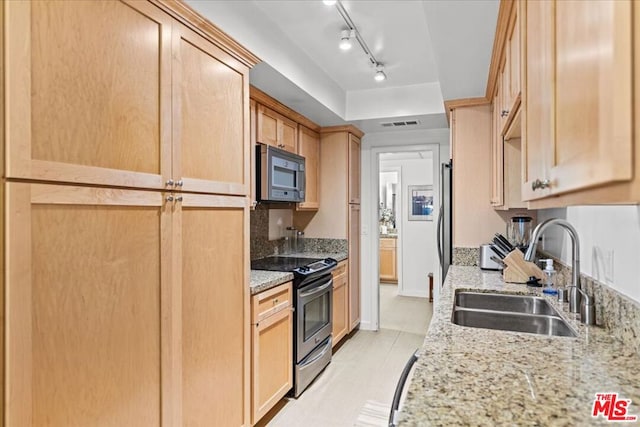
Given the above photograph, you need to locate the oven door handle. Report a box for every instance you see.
[299,280,333,298]
[301,338,332,366]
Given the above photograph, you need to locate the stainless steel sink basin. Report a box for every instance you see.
[452,291,578,338]
[452,309,578,337]
[455,291,558,316]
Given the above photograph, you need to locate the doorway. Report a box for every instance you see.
[376,151,436,333]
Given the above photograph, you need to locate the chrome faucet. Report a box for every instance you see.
[524,218,581,313]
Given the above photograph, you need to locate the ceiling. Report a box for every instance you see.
[185,0,499,133]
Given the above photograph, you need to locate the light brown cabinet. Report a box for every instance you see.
[180,194,249,427]
[251,283,293,425]
[451,106,505,247]
[348,134,361,204]
[297,126,320,210]
[348,204,361,330]
[5,183,250,426]
[332,261,349,347]
[256,104,298,153]
[173,22,250,196]
[489,1,528,211]
[521,0,633,204]
[490,86,505,207]
[302,126,362,331]
[379,238,398,283]
[5,0,251,196]
[3,1,257,426]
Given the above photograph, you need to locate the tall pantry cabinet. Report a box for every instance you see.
[2,1,258,426]
[316,127,362,331]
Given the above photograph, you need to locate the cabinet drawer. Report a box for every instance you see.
[332,261,348,279]
[380,238,396,249]
[252,282,292,324]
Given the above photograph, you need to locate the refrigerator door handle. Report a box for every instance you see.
[436,204,444,268]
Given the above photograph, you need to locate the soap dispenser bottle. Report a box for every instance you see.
[542,259,558,295]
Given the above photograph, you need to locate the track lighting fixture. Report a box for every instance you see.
[339,29,354,50]
[327,0,389,82]
[374,64,387,82]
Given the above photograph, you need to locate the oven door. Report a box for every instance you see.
[296,275,333,362]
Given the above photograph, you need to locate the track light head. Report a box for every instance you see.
[374,64,387,82]
[339,29,354,50]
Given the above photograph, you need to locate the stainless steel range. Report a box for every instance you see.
[251,256,337,397]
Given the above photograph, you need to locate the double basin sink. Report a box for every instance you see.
[452,291,578,337]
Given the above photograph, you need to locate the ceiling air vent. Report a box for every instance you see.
[380,120,421,128]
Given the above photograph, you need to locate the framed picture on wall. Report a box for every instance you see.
[408,185,433,221]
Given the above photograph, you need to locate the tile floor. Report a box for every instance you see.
[261,284,432,427]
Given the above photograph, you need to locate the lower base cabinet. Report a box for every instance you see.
[332,261,349,347]
[251,282,293,425]
[379,238,398,283]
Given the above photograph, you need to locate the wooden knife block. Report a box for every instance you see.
[502,250,544,284]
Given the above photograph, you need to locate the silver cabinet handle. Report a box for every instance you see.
[166,179,174,187]
[531,179,551,191]
[176,180,184,187]
[166,195,174,202]
[176,196,183,202]
[501,110,509,117]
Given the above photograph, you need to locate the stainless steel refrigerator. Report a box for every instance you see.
[437,160,452,287]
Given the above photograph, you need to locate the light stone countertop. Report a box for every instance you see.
[249,251,348,295]
[399,266,640,426]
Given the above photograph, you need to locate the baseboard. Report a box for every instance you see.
[398,289,429,298]
[358,320,376,331]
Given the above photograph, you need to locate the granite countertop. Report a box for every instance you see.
[400,266,640,426]
[249,251,348,295]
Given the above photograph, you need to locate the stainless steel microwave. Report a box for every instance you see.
[257,144,306,203]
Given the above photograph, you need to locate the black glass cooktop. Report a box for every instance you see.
[251,256,323,272]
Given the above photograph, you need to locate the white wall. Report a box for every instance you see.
[346,83,444,121]
[360,128,450,330]
[538,206,640,304]
[380,157,435,298]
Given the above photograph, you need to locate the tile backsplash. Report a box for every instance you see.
[250,205,347,260]
[541,252,640,355]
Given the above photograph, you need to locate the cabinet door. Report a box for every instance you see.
[507,6,521,108]
[6,183,170,426]
[256,105,298,153]
[279,118,298,153]
[490,96,504,207]
[521,0,554,201]
[178,194,249,427]
[256,105,280,148]
[550,0,632,194]
[6,0,172,189]
[331,262,349,347]
[173,23,250,196]
[297,126,320,210]
[348,204,361,330]
[348,135,361,204]
[379,239,397,283]
[250,99,258,209]
[251,300,293,424]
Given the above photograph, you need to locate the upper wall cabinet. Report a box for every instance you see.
[348,134,361,204]
[256,104,298,153]
[297,125,320,210]
[521,0,633,203]
[5,0,253,196]
[172,22,250,196]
